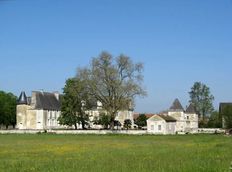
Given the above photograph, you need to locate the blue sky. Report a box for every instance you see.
[0,0,232,113]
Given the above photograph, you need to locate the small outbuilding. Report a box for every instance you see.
[147,114,177,135]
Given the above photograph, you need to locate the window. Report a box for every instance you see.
[151,125,154,130]
[187,116,189,120]
[50,111,52,119]
[158,125,161,131]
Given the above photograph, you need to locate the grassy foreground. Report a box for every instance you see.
[0,134,231,172]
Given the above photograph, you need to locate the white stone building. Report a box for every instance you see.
[16,91,62,129]
[16,91,134,130]
[147,99,198,134]
[147,114,177,134]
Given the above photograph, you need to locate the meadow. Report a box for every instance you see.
[0,134,231,172]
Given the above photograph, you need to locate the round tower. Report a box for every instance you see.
[16,91,28,129]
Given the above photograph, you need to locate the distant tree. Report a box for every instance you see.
[93,113,111,129]
[221,105,232,129]
[93,115,121,130]
[207,111,222,128]
[0,91,17,129]
[114,120,121,130]
[58,78,91,129]
[77,51,146,129]
[124,119,132,130]
[189,82,214,120]
[134,114,147,129]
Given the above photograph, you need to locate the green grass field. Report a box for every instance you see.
[0,134,231,172]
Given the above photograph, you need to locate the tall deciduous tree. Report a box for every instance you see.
[78,51,146,129]
[0,91,17,129]
[189,82,214,120]
[58,78,91,129]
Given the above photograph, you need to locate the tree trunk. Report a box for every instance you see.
[110,121,114,130]
[110,112,117,130]
[81,120,86,130]
[74,123,78,130]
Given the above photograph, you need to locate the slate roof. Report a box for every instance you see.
[169,98,184,111]
[185,103,196,114]
[219,103,232,114]
[147,114,177,122]
[133,113,157,120]
[17,91,28,105]
[33,91,61,111]
[159,114,177,122]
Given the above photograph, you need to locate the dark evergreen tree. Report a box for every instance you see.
[0,91,17,129]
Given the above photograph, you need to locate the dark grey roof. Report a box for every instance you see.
[170,98,184,111]
[17,91,28,105]
[159,114,177,122]
[186,103,196,114]
[34,91,61,111]
[219,103,232,114]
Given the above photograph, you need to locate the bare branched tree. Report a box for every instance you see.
[77,51,146,129]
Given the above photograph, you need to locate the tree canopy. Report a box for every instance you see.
[124,119,132,130]
[134,114,148,129]
[93,112,111,129]
[0,91,17,129]
[189,82,214,120]
[207,111,222,128]
[58,78,92,129]
[77,51,146,128]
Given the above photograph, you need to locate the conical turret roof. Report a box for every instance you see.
[186,103,196,114]
[169,98,184,111]
[17,91,28,105]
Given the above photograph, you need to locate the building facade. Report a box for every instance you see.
[147,114,177,134]
[16,91,134,130]
[147,99,198,134]
[16,91,62,129]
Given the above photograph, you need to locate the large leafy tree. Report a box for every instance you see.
[78,51,146,129]
[58,78,92,129]
[189,82,214,120]
[0,91,17,129]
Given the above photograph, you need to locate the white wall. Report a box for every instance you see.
[165,122,176,135]
[147,120,166,134]
[36,110,44,129]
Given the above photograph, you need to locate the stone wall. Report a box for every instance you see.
[0,129,148,135]
[0,129,226,135]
